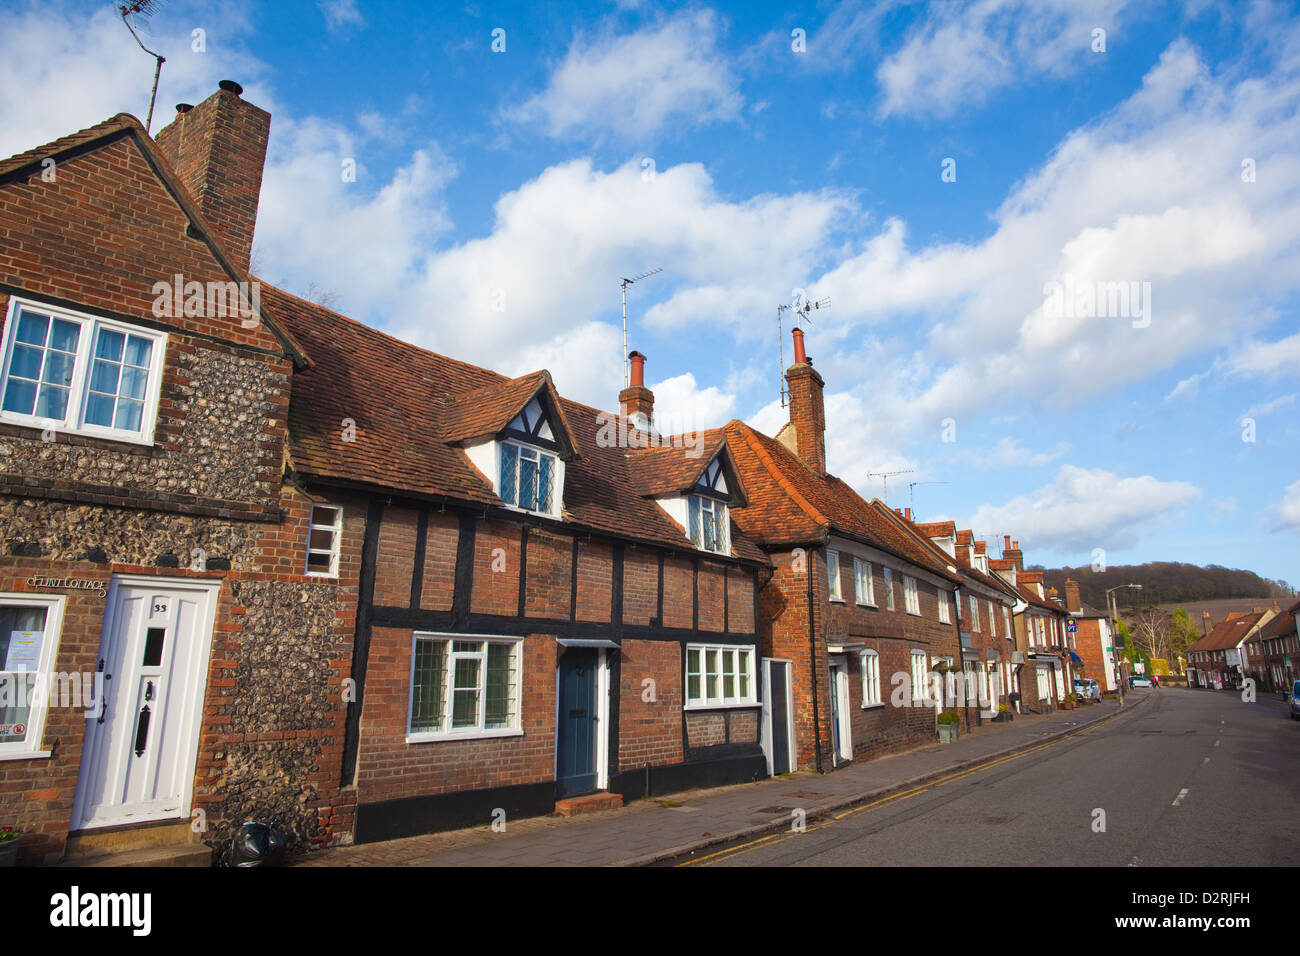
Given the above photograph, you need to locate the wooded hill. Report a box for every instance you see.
[1032,562,1293,610]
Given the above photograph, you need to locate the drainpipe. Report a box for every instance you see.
[808,547,824,773]
[952,584,969,731]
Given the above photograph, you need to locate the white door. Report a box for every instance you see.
[71,577,219,831]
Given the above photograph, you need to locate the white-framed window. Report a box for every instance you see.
[1002,606,1012,639]
[987,601,996,637]
[969,595,980,632]
[305,504,343,577]
[853,558,874,605]
[408,633,522,740]
[882,568,895,611]
[903,575,920,615]
[499,440,559,516]
[963,661,977,704]
[827,549,842,601]
[860,649,881,706]
[1036,618,1046,646]
[938,588,951,624]
[686,644,756,707]
[0,592,67,758]
[687,494,729,554]
[910,650,927,703]
[0,298,166,444]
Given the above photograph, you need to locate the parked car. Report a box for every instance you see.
[1073,678,1101,701]
[1289,680,1300,720]
[1130,676,1152,688]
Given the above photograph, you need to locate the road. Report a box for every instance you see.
[675,687,1300,866]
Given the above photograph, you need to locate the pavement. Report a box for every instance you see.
[294,691,1152,867]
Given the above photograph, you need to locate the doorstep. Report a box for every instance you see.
[57,820,210,867]
[554,792,624,817]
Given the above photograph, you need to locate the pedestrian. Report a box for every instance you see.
[1153,674,1159,689]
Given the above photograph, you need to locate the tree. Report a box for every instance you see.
[1130,604,1174,662]
[1169,608,1199,669]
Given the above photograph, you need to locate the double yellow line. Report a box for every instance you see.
[678,707,1131,867]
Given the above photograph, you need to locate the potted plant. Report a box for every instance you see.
[1060,693,1077,710]
[937,710,960,742]
[993,703,1013,722]
[0,827,20,867]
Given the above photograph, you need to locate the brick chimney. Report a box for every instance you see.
[619,350,654,431]
[1002,537,1023,572]
[783,327,826,476]
[1064,577,1082,613]
[154,80,270,273]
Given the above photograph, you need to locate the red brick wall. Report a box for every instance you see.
[622,550,658,626]
[697,564,726,632]
[373,506,418,606]
[574,539,612,622]
[616,639,683,770]
[470,519,521,616]
[355,629,556,803]
[661,555,695,630]
[523,529,569,619]
[419,513,458,611]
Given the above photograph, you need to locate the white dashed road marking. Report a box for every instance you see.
[1172,788,1189,807]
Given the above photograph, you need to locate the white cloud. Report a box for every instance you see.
[1278,478,1300,531]
[1242,393,1296,418]
[319,0,364,32]
[969,465,1202,552]
[876,0,1134,119]
[504,9,743,142]
[0,1,264,160]
[384,157,849,409]
[647,372,736,434]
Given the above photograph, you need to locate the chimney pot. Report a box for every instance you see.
[791,326,807,365]
[218,80,244,96]
[175,103,193,117]
[904,507,912,521]
[628,350,646,387]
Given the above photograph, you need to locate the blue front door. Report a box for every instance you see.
[556,648,598,798]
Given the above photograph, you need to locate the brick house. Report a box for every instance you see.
[911,523,1021,719]
[1247,599,1299,692]
[1060,578,1119,692]
[983,539,1072,711]
[270,295,771,841]
[0,83,771,861]
[1187,610,1277,690]
[723,328,966,772]
[0,86,358,863]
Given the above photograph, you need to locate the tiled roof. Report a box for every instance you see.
[440,371,571,449]
[988,558,1015,571]
[1258,609,1296,639]
[626,430,727,498]
[0,115,130,176]
[914,520,955,537]
[264,284,766,563]
[1188,613,1265,653]
[721,421,960,582]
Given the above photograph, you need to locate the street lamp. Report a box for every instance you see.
[1106,584,1143,704]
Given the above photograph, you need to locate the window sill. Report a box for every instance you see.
[0,416,156,447]
[0,749,52,761]
[684,701,761,711]
[860,702,885,710]
[906,610,921,617]
[498,502,563,521]
[829,597,846,604]
[406,728,524,744]
[856,601,877,609]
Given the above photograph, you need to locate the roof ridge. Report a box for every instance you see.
[735,422,830,529]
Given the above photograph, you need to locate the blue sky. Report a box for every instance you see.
[2,0,1297,584]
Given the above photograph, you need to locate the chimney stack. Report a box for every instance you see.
[619,350,654,432]
[1064,577,1081,613]
[783,327,826,476]
[154,81,270,273]
[1003,537,1023,572]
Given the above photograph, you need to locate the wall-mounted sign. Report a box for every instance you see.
[25,576,106,597]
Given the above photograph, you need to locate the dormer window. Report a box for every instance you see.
[499,441,557,514]
[686,456,730,554]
